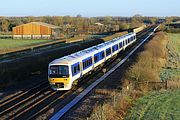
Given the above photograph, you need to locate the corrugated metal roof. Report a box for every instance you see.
[32,22,61,29]
[16,22,61,29]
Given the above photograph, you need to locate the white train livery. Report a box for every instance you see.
[48,32,136,90]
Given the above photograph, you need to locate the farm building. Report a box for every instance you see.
[13,22,61,39]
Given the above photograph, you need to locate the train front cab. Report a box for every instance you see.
[48,64,72,90]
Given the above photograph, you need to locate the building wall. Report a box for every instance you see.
[40,25,51,35]
[13,23,52,35]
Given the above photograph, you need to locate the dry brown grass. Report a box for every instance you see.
[167,80,180,89]
[88,90,144,120]
[126,32,168,86]
[88,103,117,120]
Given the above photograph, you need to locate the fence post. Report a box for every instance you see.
[165,80,168,89]
[101,105,103,120]
[113,95,116,108]
[147,81,149,90]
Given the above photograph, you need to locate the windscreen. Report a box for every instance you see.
[49,65,69,78]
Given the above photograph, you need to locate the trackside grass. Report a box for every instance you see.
[125,90,180,120]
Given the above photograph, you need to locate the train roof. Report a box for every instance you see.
[50,32,136,65]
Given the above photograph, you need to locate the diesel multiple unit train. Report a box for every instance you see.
[48,32,136,90]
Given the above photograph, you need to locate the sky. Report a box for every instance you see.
[0,0,180,17]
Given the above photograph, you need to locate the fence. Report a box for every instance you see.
[135,81,168,90]
[0,35,12,39]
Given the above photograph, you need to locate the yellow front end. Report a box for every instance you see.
[48,77,71,90]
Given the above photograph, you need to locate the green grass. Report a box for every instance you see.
[160,69,180,81]
[126,90,180,120]
[160,33,180,81]
[168,33,180,55]
[0,39,53,51]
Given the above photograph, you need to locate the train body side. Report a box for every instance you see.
[48,32,136,90]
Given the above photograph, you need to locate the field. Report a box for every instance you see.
[160,33,180,81]
[126,90,180,120]
[0,39,55,54]
[168,33,180,56]
[0,39,53,51]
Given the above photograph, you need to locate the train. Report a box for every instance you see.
[48,32,136,90]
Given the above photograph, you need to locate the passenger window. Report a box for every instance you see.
[101,52,104,59]
[85,61,87,67]
[83,57,92,69]
[74,67,77,73]
[87,60,89,66]
[120,42,123,47]
[94,55,98,63]
[106,48,111,56]
[83,62,85,68]
[90,59,92,64]
[113,45,118,52]
[78,65,80,71]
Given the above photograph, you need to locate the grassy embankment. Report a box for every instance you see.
[88,32,174,120]
[126,90,180,120]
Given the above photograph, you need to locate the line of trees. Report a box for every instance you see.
[0,15,179,35]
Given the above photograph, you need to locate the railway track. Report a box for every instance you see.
[0,25,157,120]
[0,82,50,118]
[0,81,48,107]
[50,25,159,120]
